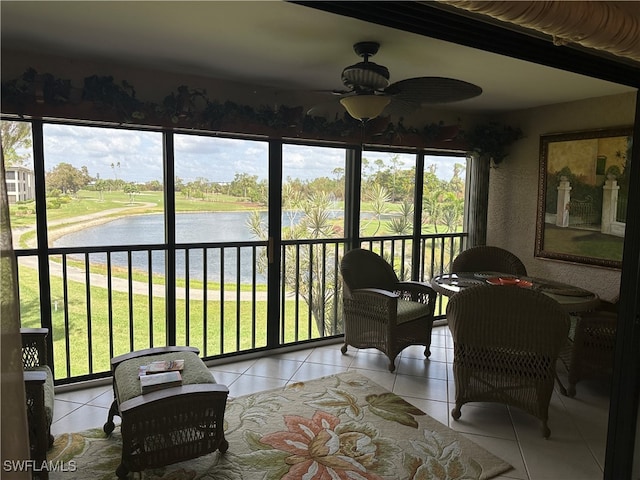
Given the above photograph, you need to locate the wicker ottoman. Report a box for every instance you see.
[103,346,228,479]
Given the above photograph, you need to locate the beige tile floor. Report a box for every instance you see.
[52,326,610,480]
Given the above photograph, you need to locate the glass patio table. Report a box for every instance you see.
[431,272,601,313]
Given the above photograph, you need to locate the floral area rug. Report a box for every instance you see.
[49,371,511,479]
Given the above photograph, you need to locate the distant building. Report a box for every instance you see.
[5,166,34,204]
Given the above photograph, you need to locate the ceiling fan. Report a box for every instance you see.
[324,41,483,122]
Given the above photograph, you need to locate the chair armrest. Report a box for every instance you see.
[396,281,437,295]
[395,281,437,305]
[119,383,229,413]
[20,327,49,336]
[351,287,399,299]
[111,346,200,371]
[24,370,48,383]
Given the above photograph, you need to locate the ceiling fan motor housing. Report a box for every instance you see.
[342,62,390,92]
[342,41,390,92]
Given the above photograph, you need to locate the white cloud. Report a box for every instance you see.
[38,124,465,185]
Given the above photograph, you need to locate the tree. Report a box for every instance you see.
[45,162,91,195]
[111,161,121,180]
[175,176,185,193]
[0,121,32,167]
[229,173,261,201]
[362,183,391,236]
[448,162,466,199]
[143,180,163,191]
[440,192,464,232]
[388,200,413,235]
[94,178,107,201]
[247,191,342,337]
[123,182,140,203]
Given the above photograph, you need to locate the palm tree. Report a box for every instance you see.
[387,200,413,235]
[246,192,342,338]
[363,183,391,236]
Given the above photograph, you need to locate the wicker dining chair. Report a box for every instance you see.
[446,285,570,438]
[558,298,618,397]
[340,248,438,372]
[451,245,527,275]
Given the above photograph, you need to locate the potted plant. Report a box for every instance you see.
[462,122,523,164]
[605,164,621,180]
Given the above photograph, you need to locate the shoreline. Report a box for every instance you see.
[20,202,160,248]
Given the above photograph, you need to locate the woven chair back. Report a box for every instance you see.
[340,248,399,295]
[447,285,569,354]
[451,245,527,276]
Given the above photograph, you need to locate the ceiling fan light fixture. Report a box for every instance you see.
[340,95,390,121]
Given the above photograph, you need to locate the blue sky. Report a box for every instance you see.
[37,123,464,183]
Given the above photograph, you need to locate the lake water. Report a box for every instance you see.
[55,211,266,246]
[54,212,270,283]
[52,211,352,283]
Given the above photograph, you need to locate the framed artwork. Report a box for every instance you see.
[535,127,633,269]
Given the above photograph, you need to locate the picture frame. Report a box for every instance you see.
[535,127,633,269]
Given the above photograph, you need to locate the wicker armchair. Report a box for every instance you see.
[340,248,438,372]
[558,299,618,397]
[22,328,55,480]
[451,245,527,275]
[446,285,570,438]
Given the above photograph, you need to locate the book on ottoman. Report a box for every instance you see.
[140,371,183,393]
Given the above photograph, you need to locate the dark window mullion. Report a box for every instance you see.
[412,153,425,280]
[163,131,177,346]
[344,147,362,251]
[31,120,54,367]
[267,139,282,348]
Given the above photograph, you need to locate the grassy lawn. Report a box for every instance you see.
[542,223,624,261]
[9,190,263,228]
[13,189,456,380]
[18,266,319,380]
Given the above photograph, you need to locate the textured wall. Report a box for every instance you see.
[488,91,636,302]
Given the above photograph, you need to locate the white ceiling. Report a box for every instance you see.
[1,1,637,115]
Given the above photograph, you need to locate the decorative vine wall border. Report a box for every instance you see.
[1,68,522,158]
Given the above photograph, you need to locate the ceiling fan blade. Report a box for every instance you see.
[306,99,344,117]
[310,88,352,96]
[382,97,421,117]
[385,77,482,105]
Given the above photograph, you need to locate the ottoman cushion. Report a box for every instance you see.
[115,351,215,403]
